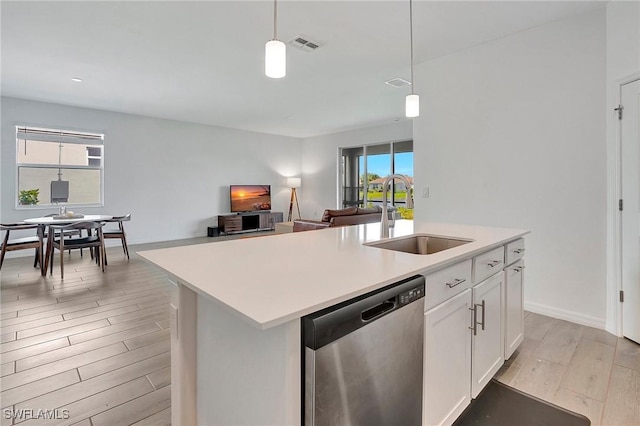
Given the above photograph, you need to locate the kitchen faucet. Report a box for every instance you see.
[380,174,414,238]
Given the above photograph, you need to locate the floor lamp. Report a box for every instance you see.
[287,177,301,222]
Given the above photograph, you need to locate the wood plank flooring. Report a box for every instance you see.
[496,312,640,426]
[2,234,640,425]
[0,239,193,426]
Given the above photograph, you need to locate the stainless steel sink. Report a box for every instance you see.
[365,234,473,255]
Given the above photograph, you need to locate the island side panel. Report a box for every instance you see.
[171,281,198,426]
[196,294,302,425]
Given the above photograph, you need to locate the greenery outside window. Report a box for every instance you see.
[16,126,104,208]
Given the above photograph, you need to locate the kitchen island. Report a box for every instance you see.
[139,221,528,426]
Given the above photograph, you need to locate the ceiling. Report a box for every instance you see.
[1,1,606,138]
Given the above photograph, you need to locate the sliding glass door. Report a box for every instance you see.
[339,140,413,218]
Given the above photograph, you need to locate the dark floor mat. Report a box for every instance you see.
[452,380,590,426]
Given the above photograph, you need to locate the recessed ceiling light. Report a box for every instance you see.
[71,77,83,82]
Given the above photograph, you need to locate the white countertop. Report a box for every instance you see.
[139,221,528,330]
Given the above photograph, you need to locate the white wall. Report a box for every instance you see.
[1,97,302,244]
[605,0,640,333]
[301,121,412,218]
[413,9,608,327]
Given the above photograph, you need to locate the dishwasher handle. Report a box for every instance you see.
[361,299,396,322]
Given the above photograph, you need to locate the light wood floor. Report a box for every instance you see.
[1,236,639,425]
[496,312,640,426]
[0,239,200,426]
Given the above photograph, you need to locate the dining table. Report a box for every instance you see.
[24,215,113,276]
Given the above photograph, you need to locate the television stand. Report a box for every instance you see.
[218,211,284,235]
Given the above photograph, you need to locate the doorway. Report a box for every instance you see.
[620,78,640,343]
[339,140,414,215]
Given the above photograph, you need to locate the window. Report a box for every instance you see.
[86,147,102,166]
[339,140,414,218]
[16,126,104,208]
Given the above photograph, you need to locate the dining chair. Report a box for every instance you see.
[43,213,83,256]
[103,213,131,263]
[0,223,43,270]
[49,221,106,279]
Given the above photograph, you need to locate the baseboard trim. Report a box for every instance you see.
[524,301,606,329]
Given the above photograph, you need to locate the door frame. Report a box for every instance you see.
[614,73,640,337]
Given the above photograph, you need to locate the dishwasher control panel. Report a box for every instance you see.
[398,285,424,306]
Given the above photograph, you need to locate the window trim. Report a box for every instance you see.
[15,126,105,210]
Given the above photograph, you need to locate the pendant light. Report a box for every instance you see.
[265,0,286,78]
[405,0,419,117]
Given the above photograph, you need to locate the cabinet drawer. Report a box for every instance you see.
[223,217,242,232]
[505,239,525,266]
[225,217,241,225]
[473,247,505,283]
[424,259,472,311]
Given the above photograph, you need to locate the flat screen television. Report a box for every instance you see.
[230,185,271,212]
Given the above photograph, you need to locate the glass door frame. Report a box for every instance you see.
[338,139,413,209]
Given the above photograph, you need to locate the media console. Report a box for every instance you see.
[218,211,284,235]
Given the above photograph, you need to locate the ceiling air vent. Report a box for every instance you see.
[385,78,412,88]
[288,36,322,52]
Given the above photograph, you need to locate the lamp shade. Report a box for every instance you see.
[265,40,286,78]
[406,93,420,118]
[287,177,301,188]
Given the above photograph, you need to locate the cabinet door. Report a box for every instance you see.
[271,212,284,224]
[505,261,524,359]
[471,272,504,398]
[424,289,472,426]
[258,213,271,229]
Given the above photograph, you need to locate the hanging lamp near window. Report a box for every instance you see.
[406,0,419,117]
[265,0,286,78]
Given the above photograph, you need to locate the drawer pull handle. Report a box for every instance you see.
[514,266,525,273]
[513,248,525,254]
[476,300,486,331]
[487,260,501,268]
[469,305,478,336]
[446,278,466,288]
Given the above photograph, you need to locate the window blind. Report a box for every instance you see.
[16,126,104,145]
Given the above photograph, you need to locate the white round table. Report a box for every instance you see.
[24,214,113,225]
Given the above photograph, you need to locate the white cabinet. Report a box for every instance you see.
[473,246,504,283]
[505,239,525,266]
[471,272,505,398]
[423,240,521,426]
[423,289,472,426]
[424,259,472,311]
[504,260,525,359]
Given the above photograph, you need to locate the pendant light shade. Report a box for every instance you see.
[265,0,286,79]
[406,93,420,118]
[265,39,286,78]
[406,0,419,118]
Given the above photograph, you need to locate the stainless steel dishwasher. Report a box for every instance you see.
[302,275,425,426]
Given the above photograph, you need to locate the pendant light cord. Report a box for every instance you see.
[273,0,278,40]
[409,0,415,95]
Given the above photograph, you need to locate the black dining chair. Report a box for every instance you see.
[103,213,131,263]
[0,223,43,271]
[43,213,83,256]
[49,221,106,279]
